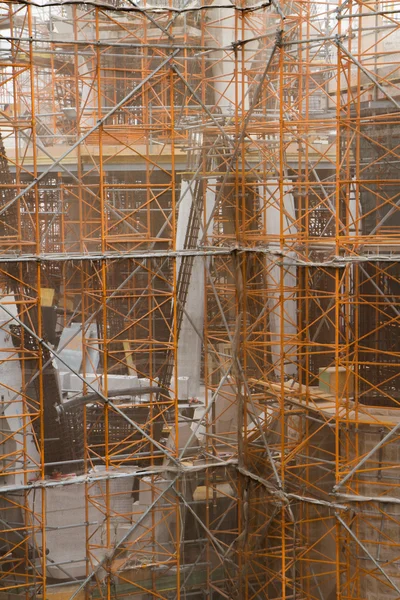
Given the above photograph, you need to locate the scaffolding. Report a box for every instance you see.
[1,0,400,598]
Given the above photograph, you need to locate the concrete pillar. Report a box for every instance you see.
[262,181,297,378]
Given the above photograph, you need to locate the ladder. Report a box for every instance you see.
[152,139,211,444]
